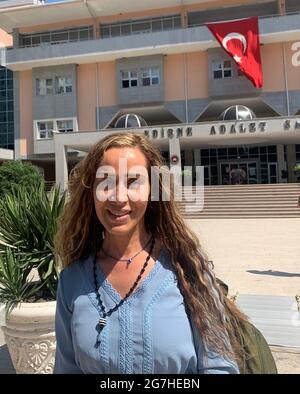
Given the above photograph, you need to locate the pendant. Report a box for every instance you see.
[95,317,107,348]
[127,258,133,265]
[99,317,107,330]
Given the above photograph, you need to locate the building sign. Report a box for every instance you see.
[210,121,267,135]
[144,126,192,139]
[144,118,300,140]
[292,42,300,67]
[210,118,300,136]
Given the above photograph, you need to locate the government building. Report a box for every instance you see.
[0,0,299,188]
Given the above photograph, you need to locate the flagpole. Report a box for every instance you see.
[282,42,290,116]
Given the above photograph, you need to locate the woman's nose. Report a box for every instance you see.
[115,182,129,202]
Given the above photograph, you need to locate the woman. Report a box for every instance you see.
[54,132,239,374]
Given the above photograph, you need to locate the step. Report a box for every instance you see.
[183,186,300,191]
[183,210,300,215]
[178,202,300,207]
[183,215,300,219]
[182,194,300,199]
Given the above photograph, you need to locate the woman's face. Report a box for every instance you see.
[93,146,150,236]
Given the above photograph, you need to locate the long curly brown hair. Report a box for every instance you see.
[55,132,242,363]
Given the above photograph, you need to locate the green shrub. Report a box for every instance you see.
[0,160,44,198]
[0,184,66,311]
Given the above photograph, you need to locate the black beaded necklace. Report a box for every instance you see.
[93,236,155,348]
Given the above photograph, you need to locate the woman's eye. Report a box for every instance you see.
[127,178,140,188]
[97,177,116,190]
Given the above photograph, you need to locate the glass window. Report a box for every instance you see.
[41,34,50,43]
[8,133,14,144]
[121,70,138,88]
[212,59,232,79]
[37,121,54,139]
[7,112,13,122]
[36,78,53,96]
[0,113,7,122]
[69,31,79,41]
[249,147,259,155]
[51,31,68,43]
[121,24,131,36]
[0,123,8,133]
[0,133,8,145]
[7,123,14,133]
[22,36,31,47]
[32,36,40,46]
[21,26,93,48]
[111,25,121,37]
[7,90,13,101]
[79,29,89,40]
[100,15,181,39]
[132,21,151,34]
[152,20,162,31]
[141,67,160,86]
[56,119,74,133]
[162,18,173,30]
[55,76,72,94]
[267,145,276,154]
[0,79,6,90]
[100,26,110,38]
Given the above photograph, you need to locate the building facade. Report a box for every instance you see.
[0,0,299,187]
[0,28,13,152]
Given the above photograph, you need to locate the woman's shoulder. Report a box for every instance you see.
[59,254,93,287]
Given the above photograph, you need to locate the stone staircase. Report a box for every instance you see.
[177,183,300,218]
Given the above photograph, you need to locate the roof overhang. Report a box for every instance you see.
[0,0,210,33]
[52,115,300,152]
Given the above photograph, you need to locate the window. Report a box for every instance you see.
[56,120,73,133]
[212,59,232,79]
[132,21,151,35]
[20,26,93,48]
[36,78,53,96]
[121,70,138,88]
[141,67,160,86]
[55,76,72,94]
[37,121,54,139]
[36,119,74,139]
[100,15,181,39]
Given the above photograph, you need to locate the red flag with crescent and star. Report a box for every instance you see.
[206,16,263,88]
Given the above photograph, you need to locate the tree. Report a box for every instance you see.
[0,160,44,198]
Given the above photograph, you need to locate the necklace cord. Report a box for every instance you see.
[93,236,155,347]
[101,236,152,263]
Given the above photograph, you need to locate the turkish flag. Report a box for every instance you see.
[206,17,263,88]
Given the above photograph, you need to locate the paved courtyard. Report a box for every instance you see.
[186,218,300,297]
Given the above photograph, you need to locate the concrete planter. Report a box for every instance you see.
[1,301,56,374]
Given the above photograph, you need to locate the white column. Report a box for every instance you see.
[55,142,68,191]
[169,137,182,171]
[277,144,286,183]
[169,137,182,197]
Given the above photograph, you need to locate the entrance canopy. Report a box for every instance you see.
[54,116,300,189]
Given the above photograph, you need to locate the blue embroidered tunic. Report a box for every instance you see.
[54,248,239,374]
